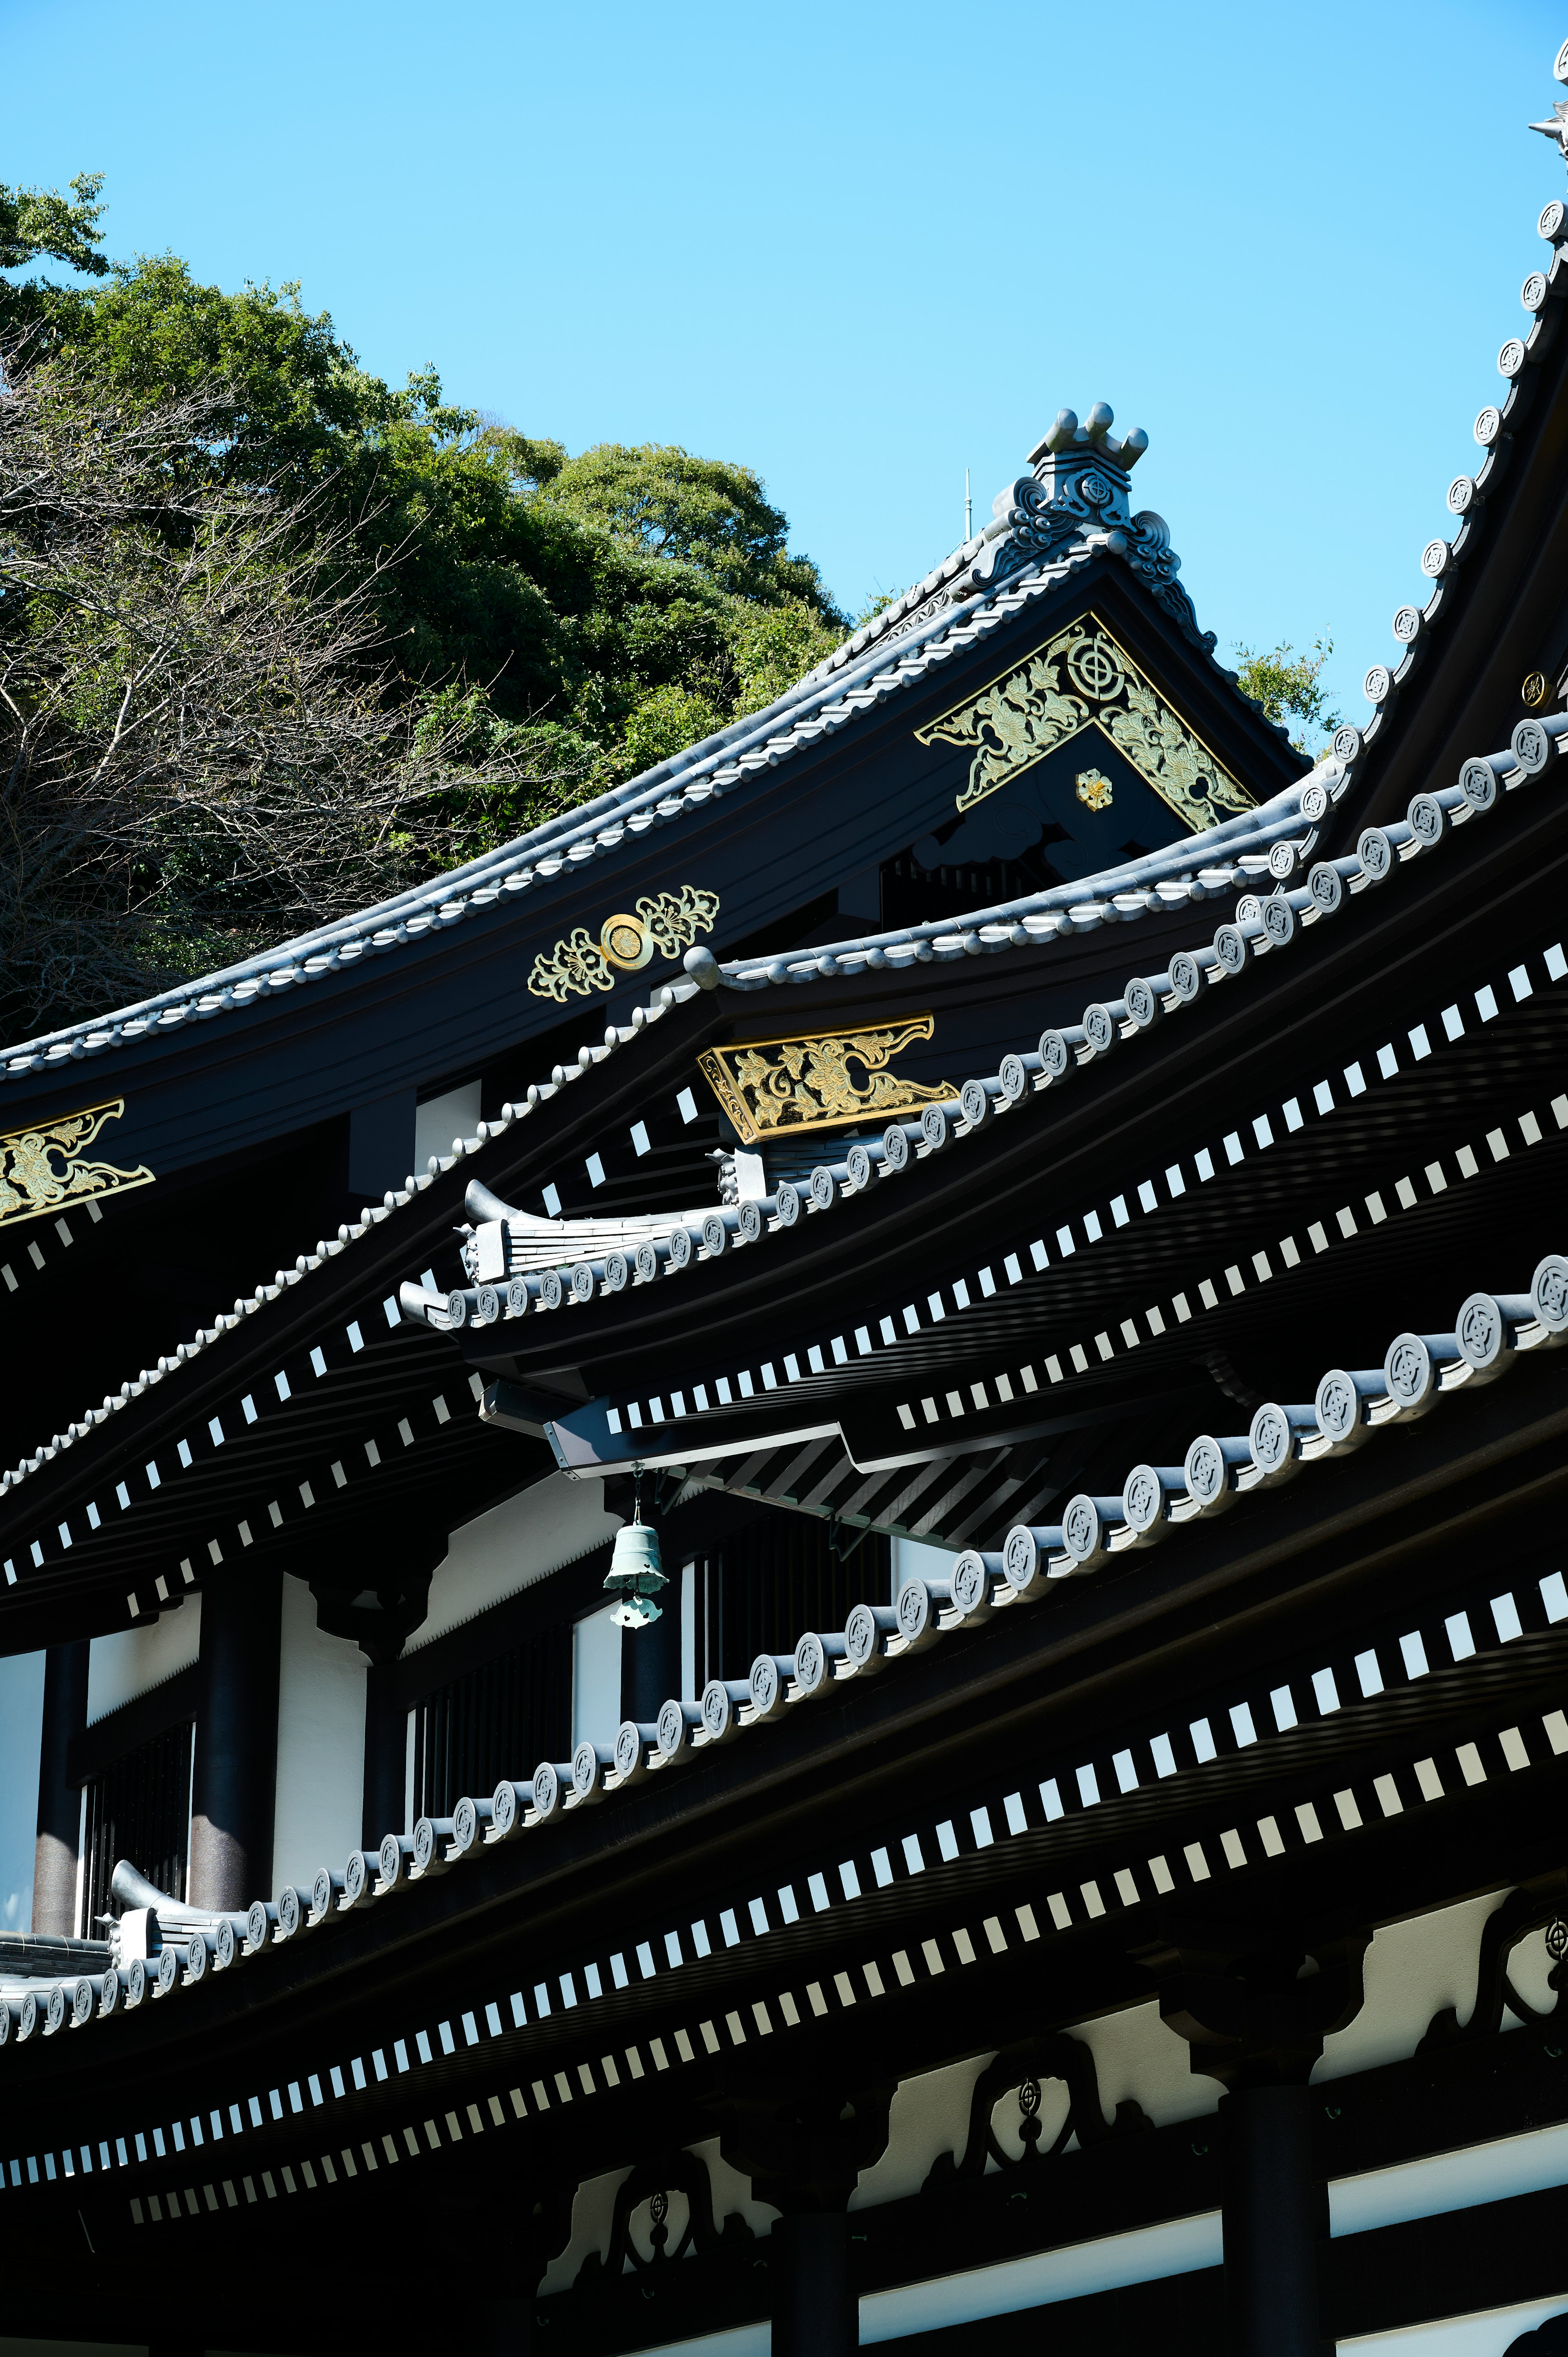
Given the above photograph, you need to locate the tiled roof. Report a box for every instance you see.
[397,712,1566,1350]
[0,512,1136,1084]
[10,1249,1565,2065]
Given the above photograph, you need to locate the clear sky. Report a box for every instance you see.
[3,1,1563,728]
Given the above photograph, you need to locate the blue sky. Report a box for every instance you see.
[4,0,1563,732]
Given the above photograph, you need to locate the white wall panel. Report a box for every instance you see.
[270,1575,367,1893]
[572,1606,622,1752]
[87,1597,202,1725]
[408,1471,620,1656]
[414,1082,483,1177]
[0,1650,44,1931]
[893,1536,953,1590]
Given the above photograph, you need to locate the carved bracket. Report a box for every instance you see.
[714,2071,895,2214]
[576,2147,752,2291]
[1419,1875,1568,2050]
[923,2032,1150,2192]
[1136,1922,1371,2088]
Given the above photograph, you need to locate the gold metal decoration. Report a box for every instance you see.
[1075,767,1114,812]
[528,887,721,1003]
[1523,670,1549,709]
[0,1099,152,1229]
[915,615,1254,832]
[698,1017,953,1146]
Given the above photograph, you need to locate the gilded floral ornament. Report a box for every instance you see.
[0,1099,152,1229]
[698,1017,952,1146]
[915,615,1253,832]
[528,887,721,1003]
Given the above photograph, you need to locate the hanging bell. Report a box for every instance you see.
[604,1498,667,1630]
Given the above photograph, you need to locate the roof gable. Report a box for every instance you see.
[0,413,1298,1164]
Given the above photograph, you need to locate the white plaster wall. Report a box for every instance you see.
[846,1891,1539,2205]
[893,1536,953,1590]
[537,2138,777,2297]
[851,2053,991,2207]
[407,1471,621,1656]
[1316,1887,1517,2080]
[414,1081,482,1175]
[849,1994,1216,2215]
[539,2164,632,2293]
[270,1576,367,1893]
[572,1604,622,1750]
[87,1597,201,1724]
[0,1651,45,1931]
[1072,1995,1221,2127]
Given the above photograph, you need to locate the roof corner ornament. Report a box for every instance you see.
[1527,40,1568,165]
[968,404,1215,653]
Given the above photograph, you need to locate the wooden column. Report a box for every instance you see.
[717,2074,891,2357]
[1139,1929,1367,2357]
[188,1566,282,1911]
[771,2212,854,2357]
[1222,2083,1322,2357]
[362,1661,408,1848]
[32,1639,89,1935]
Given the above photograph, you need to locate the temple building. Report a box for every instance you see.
[9,45,1568,2357]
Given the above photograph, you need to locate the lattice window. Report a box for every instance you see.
[82,1718,193,1935]
[410,1624,571,1821]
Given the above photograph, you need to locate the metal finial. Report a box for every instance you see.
[1528,95,1568,166]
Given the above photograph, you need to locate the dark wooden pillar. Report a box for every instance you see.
[772,2212,854,2356]
[717,2072,891,2357]
[188,1566,281,1912]
[32,1639,89,1934]
[1138,1928,1367,2357]
[1221,2083,1321,2357]
[474,2297,531,2355]
[362,1661,408,1848]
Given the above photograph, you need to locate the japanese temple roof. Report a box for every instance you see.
[7,1245,1568,2073]
[0,407,1287,1119]
[1330,199,1568,840]
[0,687,1559,1643]
[0,740,1329,1521]
[390,700,1564,1379]
[7,163,1568,1654]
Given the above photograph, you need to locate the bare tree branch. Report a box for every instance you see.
[0,338,581,1035]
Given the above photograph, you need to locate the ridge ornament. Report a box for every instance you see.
[528,886,720,1002]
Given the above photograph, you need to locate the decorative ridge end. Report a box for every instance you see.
[1527,40,1568,162]
[1026,404,1149,472]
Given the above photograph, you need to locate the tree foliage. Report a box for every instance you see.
[0,176,851,1029]
[0,354,571,1036]
[1233,637,1341,754]
[0,172,111,279]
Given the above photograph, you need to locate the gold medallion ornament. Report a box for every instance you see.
[1523,671,1549,709]
[1075,767,1114,812]
[915,615,1254,832]
[698,1017,953,1146]
[0,1099,153,1229]
[528,887,721,1003]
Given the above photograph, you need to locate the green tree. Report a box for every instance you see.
[0,171,110,277]
[0,176,855,1022]
[547,442,838,615]
[1234,638,1341,754]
